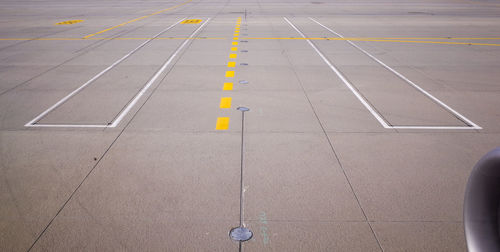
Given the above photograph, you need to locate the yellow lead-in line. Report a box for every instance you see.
[3,37,500,41]
[2,37,500,46]
[0,37,226,41]
[82,0,192,39]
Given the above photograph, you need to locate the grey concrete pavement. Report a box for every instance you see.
[1,0,500,251]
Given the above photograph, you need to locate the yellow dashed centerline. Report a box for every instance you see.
[225,71,235,77]
[220,97,232,108]
[216,117,230,130]
[215,17,242,130]
[223,82,233,91]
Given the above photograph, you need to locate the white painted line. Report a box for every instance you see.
[309,17,482,130]
[283,17,392,129]
[25,124,109,128]
[25,17,187,128]
[392,126,480,130]
[110,18,211,127]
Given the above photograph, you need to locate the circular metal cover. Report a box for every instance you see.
[229,227,253,241]
[237,107,250,112]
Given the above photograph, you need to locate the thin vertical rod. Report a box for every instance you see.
[239,110,246,227]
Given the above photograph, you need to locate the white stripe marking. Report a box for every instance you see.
[392,126,479,130]
[284,17,391,129]
[110,18,211,127]
[309,17,481,130]
[26,124,109,128]
[25,18,186,128]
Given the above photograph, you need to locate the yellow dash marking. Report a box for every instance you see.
[230,47,238,51]
[223,82,233,90]
[236,24,240,28]
[225,71,235,77]
[235,27,240,31]
[181,19,202,24]
[233,37,239,40]
[216,117,229,130]
[220,97,232,108]
[83,0,192,39]
[232,41,238,45]
[234,33,239,37]
[55,20,83,25]
[227,61,236,67]
[229,53,237,58]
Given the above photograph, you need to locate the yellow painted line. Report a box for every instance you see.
[0,38,85,41]
[243,37,500,40]
[234,33,239,37]
[220,97,232,108]
[227,61,236,67]
[181,19,202,24]
[223,82,233,90]
[235,27,240,31]
[357,39,500,47]
[236,24,240,28]
[225,71,235,77]
[216,117,229,130]
[3,37,500,41]
[55,20,83,25]
[0,37,226,41]
[2,37,500,47]
[232,41,238,45]
[83,0,192,39]
[230,47,238,51]
[229,53,237,59]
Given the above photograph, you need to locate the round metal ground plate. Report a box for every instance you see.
[229,227,253,241]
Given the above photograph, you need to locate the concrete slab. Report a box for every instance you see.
[0,130,118,251]
[244,132,365,221]
[372,221,466,252]
[1,0,500,251]
[244,221,380,251]
[328,132,500,221]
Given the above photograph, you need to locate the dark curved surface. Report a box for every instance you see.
[464,147,500,252]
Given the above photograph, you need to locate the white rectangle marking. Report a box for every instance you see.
[284,16,480,130]
[309,17,480,130]
[24,17,209,128]
[284,17,391,129]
